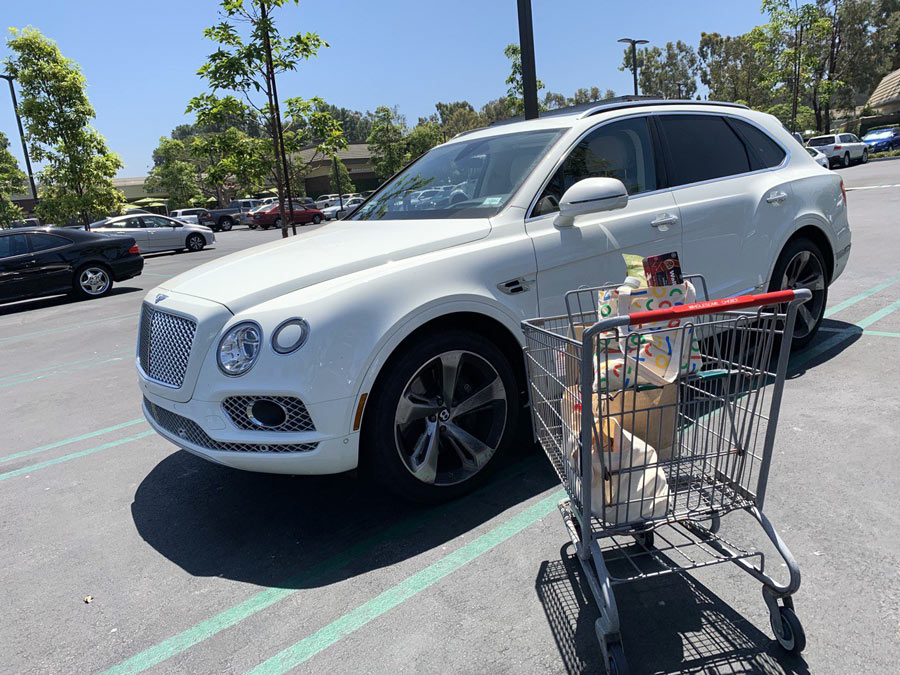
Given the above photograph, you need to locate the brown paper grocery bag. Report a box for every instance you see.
[603,384,678,462]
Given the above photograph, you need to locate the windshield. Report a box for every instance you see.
[352,128,565,220]
[807,136,834,147]
[805,147,819,157]
[863,130,891,140]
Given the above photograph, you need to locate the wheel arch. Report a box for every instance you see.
[771,224,835,287]
[355,306,528,439]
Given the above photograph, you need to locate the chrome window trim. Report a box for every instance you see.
[523,109,791,222]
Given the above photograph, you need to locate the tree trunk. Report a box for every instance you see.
[259,2,289,239]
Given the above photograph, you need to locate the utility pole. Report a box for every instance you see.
[516,0,539,120]
[676,82,687,99]
[332,155,344,211]
[618,38,649,96]
[0,74,38,202]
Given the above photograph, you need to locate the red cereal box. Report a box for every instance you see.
[643,251,683,286]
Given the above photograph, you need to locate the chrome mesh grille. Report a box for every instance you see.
[139,305,196,388]
[221,396,316,432]
[144,398,317,454]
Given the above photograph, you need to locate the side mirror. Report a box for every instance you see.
[555,177,628,227]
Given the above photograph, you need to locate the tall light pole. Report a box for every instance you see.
[618,38,649,96]
[516,0,539,120]
[0,74,38,201]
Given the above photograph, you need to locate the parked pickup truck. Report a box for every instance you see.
[206,199,260,231]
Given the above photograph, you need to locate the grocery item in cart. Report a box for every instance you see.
[642,250,684,286]
[561,386,669,525]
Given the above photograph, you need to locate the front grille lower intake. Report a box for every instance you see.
[144,397,317,454]
[221,396,315,432]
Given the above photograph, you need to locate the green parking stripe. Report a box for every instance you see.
[100,457,543,675]
[820,327,900,339]
[0,355,132,390]
[0,418,145,465]
[855,297,900,329]
[0,430,154,481]
[824,273,900,318]
[0,312,137,344]
[245,490,564,675]
[0,350,131,383]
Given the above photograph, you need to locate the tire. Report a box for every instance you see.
[219,217,233,232]
[248,223,257,230]
[841,152,850,168]
[274,217,282,230]
[312,215,321,224]
[607,642,630,675]
[73,264,113,299]
[768,237,828,349]
[861,148,869,164]
[362,329,520,503]
[770,606,806,654]
[186,233,206,252]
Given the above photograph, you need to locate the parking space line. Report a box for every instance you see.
[824,273,900,318]
[0,430,154,481]
[0,312,138,345]
[820,327,900,339]
[855,297,900,329]
[244,490,564,675]
[0,354,132,390]
[0,350,132,384]
[0,418,145,465]
[100,458,543,675]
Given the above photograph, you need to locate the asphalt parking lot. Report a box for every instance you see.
[2,161,899,675]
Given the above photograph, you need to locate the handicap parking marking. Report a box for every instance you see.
[243,490,565,675]
[0,430,154,482]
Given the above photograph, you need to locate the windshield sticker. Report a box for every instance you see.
[482,197,502,205]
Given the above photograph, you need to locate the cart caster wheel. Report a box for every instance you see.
[770,606,806,654]
[708,514,721,534]
[607,642,630,675]
[632,531,654,548]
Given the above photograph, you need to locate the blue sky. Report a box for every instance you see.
[1,0,766,177]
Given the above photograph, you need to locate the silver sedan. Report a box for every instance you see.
[89,214,215,253]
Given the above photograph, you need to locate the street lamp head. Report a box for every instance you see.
[635,39,649,45]
[618,38,649,45]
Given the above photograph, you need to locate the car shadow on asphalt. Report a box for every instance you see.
[786,319,861,380]
[536,543,811,675]
[0,286,143,316]
[130,445,558,590]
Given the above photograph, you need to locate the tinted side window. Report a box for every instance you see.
[29,233,70,252]
[534,116,658,216]
[0,234,29,259]
[660,115,751,186]
[141,216,171,228]
[730,119,786,169]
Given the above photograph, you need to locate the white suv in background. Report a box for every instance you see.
[138,99,850,502]
[807,133,869,168]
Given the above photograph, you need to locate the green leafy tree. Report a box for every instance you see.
[622,41,700,99]
[504,43,545,116]
[480,97,513,124]
[314,103,373,143]
[699,32,772,107]
[407,121,444,157]
[366,105,410,180]
[329,157,354,194]
[436,102,483,138]
[0,131,26,227]
[194,0,338,237]
[4,28,123,225]
[145,137,199,209]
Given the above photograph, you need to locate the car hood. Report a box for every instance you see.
[157,218,491,313]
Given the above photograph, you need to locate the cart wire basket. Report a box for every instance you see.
[522,281,812,674]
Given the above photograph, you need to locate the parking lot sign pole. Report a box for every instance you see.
[1,74,38,202]
[516,0,539,120]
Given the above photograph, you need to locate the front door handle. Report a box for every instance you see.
[651,213,679,228]
[766,190,788,204]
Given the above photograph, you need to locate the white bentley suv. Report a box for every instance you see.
[138,99,851,501]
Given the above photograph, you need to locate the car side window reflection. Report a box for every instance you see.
[0,234,30,259]
[534,117,657,217]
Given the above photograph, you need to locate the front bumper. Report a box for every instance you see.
[140,387,360,474]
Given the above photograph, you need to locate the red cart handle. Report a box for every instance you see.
[627,289,801,325]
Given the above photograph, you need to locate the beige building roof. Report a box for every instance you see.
[297,143,372,164]
[867,68,900,110]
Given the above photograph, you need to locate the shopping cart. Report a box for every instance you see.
[522,281,812,674]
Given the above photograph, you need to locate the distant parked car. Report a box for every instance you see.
[89,214,215,253]
[805,146,830,169]
[0,227,143,303]
[249,202,324,229]
[315,194,340,209]
[170,208,214,227]
[322,197,365,220]
[8,217,42,229]
[807,133,868,168]
[861,127,900,153]
[206,200,260,231]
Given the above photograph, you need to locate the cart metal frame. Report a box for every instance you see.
[522,283,812,674]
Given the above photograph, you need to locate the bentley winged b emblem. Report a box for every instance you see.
[154,294,168,304]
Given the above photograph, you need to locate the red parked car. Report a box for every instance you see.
[249,203,324,230]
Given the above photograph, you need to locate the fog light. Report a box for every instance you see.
[248,399,287,428]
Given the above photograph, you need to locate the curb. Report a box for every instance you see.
[867,155,900,163]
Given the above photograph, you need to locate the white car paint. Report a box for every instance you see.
[93,215,215,253]
[805,147,830,169]
[139,102,850,476]
[807,133,868,167]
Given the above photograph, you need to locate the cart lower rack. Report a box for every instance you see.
[522,286,811,674]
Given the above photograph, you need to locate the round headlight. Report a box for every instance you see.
[217,322,262,376]
[271,318,310,354]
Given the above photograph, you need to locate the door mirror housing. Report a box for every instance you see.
[555,177,628,227]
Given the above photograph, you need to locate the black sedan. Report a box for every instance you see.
[0,228,144,304]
